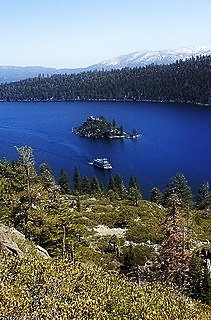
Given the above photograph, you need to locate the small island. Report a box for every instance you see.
[73,116,140,139]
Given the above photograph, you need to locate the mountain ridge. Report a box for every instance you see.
[94,45,211,70]
[0,45,211,83]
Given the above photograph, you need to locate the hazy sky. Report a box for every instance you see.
[0,0,211,68]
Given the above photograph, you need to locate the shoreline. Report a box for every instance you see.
[74,132,141,139]
[0,98,209,107]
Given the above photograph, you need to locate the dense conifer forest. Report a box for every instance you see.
[0,146,210,318]
[0,55,210,105]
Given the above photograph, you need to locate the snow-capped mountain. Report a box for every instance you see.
[88,46,211,71]
[0,46,210,83]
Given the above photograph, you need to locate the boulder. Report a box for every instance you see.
[0,224,49,258]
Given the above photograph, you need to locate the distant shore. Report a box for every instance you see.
[0,98,209,107]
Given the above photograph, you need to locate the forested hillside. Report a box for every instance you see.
[0,146,210,318]
[0,55,210,105]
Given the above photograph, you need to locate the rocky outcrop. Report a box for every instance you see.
[0,224,49,258]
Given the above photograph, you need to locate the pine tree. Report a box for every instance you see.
[90,176,102,194]
[159,194,191,286]
[128,176,141,191]
[123,244,135,273]
[114,173,127,199]
[128,187,142,206]
[164,173,194,207]
[0,176,12,224]
[58,169,71,194]
[164,182,172,207]
[39,163,59,201]
[40,163,56,188]
[188,253,204,301]
[107,175,117,192]
[73,166,81,195]
[0,159,27,228]
[150,187,163,205]
[196,182,210,210]
[80,175,91,194]
[188,252,211,305]
[15,146,37,238]
[128,176,142,206]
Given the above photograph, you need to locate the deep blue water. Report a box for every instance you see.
[0,101,210,198]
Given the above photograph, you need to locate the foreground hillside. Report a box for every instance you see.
[0,55,210,105]
[0,251,210,320]
[0,146,210,318]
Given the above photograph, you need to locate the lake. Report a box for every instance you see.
[0,101,210,198]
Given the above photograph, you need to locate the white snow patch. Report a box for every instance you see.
[91,45,211,71]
